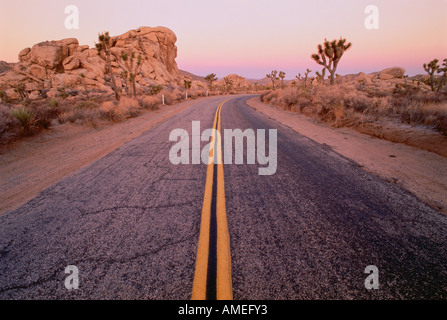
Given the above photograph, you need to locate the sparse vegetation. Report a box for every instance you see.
[10,107,37,135]
[261,84,447,135]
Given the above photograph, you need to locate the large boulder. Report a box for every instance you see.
[0,27,183,100]
[379,67,405,80]
[29,42,65,69]
[217,74,251,89]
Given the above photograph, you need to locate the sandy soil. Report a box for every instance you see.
[0,97,209,215]
[246,97,447,215]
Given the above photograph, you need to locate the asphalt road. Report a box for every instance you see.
[0,95,446,299]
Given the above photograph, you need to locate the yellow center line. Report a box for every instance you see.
[192,99,232,300]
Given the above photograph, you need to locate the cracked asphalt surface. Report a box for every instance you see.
[1,95,447,299]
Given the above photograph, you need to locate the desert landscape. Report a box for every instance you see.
[0,0,447,306]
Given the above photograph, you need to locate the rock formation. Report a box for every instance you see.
[217,74,251,90]
[0,26,186,100]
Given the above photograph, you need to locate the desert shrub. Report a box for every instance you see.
[34,105,58,129]
[278,88,300,109]
[171,88,184,101]
[99,97,140,122]
[148,85,163,96]
[261,91,278,104]
[139,96,160,110]
[159,89,177,105]
[0,104,19,136]
[47,98,60,108]
[343,92,371,113]
[398,102,447,131]
[74,101,99,109]
[59,108,100,126]
[10,107,37,135]
[259,91,271,102]
[99,101,116,121]
[274,88,312,112]
[118,97,140,117]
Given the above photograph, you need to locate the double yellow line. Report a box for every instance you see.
[192,99,233,300]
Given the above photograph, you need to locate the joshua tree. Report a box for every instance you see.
[311,38,352,85]
[432,58,447,92]
[121,51,142,98]
[279,71,286,88]
[204,73,218,91]
[423,59,439,91]
[303,68,311,88]
[96,32,120,101]
[184,79,192,89]
[266,70,279,90]
[315,68,326,85]
[438,59,447,92]
[254,82,259,92]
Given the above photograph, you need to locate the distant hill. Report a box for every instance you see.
[179,70,205,82]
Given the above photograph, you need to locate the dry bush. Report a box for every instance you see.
[171,88,184,101]
[265,83,447,134]
[159,89,177,105]
[59,108,101,126]
[99,97,141,122]
[342,91,371,113]
[274,88,312,112]
[0,104,19,137]
[260,91,278,104]
[117,97,141,118]
[189,89,206,98]
[139,96,160,110]
[74,101,99,110]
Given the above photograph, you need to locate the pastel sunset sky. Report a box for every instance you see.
[0,0,446,79]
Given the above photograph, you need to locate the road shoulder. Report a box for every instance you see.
[246,97,447,215]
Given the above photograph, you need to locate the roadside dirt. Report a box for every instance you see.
[246,97,447,215]
[0,97,209,215]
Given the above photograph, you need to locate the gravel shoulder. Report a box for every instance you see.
[246,97,447,215]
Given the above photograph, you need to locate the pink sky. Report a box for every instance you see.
[0,0,446,79]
